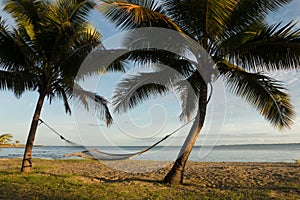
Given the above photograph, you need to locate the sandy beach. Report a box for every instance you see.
[0,158,299,199]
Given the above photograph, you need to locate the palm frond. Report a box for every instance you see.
[224,21,300,72]
[75,48,128,81]
[0,70,36,97]
[72,84,113,126]
[58,25,102,79]
[52,0,95,30]
[117,49,195,76]
[227,0,292,33]
[85,47,195,81]
[174,72,201,122]
[38,1,99,62]
[112,69,177,113]
[0,17,34,70]
[70,84,89,110]
[51,82,72,114]
[99,0,182,31]
[163,0,236,41]
[218,60,295,130]
[121,27,193,57]
[0,133,13,144]
[3,0,44,28]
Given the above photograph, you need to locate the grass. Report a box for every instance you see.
[0,174,273,200]
[0,159,299,199]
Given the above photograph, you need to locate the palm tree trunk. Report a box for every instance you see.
[163,81,207,184]
[21,93,46,172]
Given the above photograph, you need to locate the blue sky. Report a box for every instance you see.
[0,1,300,146]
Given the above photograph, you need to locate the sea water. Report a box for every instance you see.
[1,143,299,162]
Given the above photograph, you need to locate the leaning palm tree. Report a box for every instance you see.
[0,133,13,144]
[100,0,300,184]
[0,0,113,172]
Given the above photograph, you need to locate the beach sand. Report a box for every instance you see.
[0,159,299,199]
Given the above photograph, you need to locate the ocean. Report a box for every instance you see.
[1,143,300,162]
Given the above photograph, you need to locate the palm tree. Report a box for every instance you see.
[0,133,13,144]
[100,0,300,184]
[0,0,113,172]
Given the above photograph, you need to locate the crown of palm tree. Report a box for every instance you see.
[0,0,112,124]
[100,0,300,130]
[0,133,13,144]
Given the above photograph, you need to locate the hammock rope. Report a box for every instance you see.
[38,117,196,160]
[39,82,213,160]
[39,119,81,146]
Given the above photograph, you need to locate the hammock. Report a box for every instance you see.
[38,118,195,161]
[64,149,139,160]
[38,83,212,161]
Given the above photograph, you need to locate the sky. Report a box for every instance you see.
[0,1,300,147]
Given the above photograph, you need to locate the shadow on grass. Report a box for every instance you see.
[182,181,300,193]
[93,176,163,184]
[0,170,21,175]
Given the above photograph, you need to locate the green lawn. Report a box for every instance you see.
[0,159,299,200]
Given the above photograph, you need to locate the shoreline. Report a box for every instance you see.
[0,144,43,148]
[0,157,299,163]
[0,145,25,148]
[1,144,299,163]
